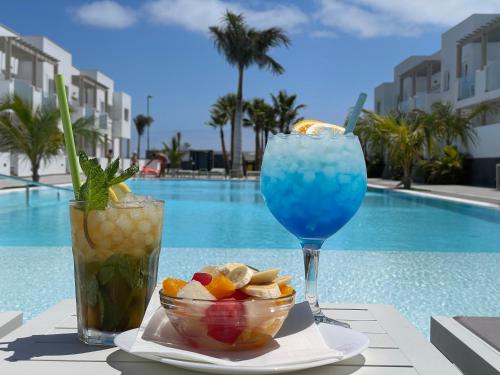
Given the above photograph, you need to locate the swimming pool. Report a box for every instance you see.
[0,179,499,335]
[1,179,500,251]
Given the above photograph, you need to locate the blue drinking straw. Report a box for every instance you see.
[345,93,367,133]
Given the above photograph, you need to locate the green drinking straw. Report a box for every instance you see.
[55,74,80,198]
[345,93,367,133]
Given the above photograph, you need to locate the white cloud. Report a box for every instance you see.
[143,0,308,33]
[315,0,500,38]
[310,30,337,38]
[72,1,137,28]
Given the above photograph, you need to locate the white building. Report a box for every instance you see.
[374,14,500,187]
[0,24,132,177]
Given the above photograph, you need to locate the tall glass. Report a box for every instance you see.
[69,199,164,345]
[260,132,367,325]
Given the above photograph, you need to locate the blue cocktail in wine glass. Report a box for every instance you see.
[260,119,367,325]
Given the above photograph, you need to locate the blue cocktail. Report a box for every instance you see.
[260,130,367,324]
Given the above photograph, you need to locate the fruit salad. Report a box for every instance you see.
[159,263,296,350]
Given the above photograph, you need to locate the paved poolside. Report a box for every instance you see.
[368,178,500,205]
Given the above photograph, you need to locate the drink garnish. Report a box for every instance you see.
[78,151,139,248]
[77,152,139,210]
[293,120,345,135]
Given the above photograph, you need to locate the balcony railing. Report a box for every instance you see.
[42,93,57,108]
[99,113,109,130]
[13,79,38,107]
[399,99,411,112]
[486,60,500,92]
[458,75,475,100]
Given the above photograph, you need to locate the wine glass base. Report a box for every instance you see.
[314,312,351,329]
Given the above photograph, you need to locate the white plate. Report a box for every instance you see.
[115,324,369,374]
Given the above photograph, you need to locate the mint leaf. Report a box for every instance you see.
[105,158,120,181]
[79,171,108,211]
[79,152,101,177]
[109,165,139,186]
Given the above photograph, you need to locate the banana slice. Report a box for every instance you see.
[200,265,221,278]
[219,262,246,276]
[273,275,293,286]
[177,280,215,300]
[242,283,281,299]
[227,265,254,289]
[250,268,280,285]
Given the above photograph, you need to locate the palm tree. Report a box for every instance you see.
[271,90,305,133]
[207,109,229,174]
[368,112,425,189]
[133,114,152,158]
[244,98,274,170]
[426,102,486,149]
[162,132,189,171]
[209,11,290,177]
[0,95,101,182]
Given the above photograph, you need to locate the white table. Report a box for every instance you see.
[0,300,461,375]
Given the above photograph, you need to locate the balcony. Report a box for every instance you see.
[458,75,475,100]
[99,113,111,130]
[399,99,411,112]
[486,60,500,92]
[42,93,57,108]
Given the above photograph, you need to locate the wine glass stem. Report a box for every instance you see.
[302,243,321,316]
[302,243,351,328]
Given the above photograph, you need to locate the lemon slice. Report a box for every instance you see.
[306,122,345,135]
[108,182,131,203]
[292,119,321,134]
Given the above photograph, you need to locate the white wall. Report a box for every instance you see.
[469,123,500,158]
[0,152,10,174]
[39,154,66,175]
[112,92,131,139]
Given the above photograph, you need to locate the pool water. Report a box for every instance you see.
[0,179,499,336]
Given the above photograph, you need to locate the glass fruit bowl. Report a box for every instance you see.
[159,289,296,351]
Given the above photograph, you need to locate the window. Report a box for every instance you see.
[444,71,450,91]
[124,108,129,121]
[376,101,381,114]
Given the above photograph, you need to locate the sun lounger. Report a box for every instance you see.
[431,316,500,375]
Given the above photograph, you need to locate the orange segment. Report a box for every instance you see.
[279,284,294,297]
[162,278,188,297]
[292,119,321,134]
[206,275,236,299]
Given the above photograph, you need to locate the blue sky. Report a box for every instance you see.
[1,0,498,151]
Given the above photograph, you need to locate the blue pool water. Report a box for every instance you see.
[1,180,499,335]
[1,179,499,251]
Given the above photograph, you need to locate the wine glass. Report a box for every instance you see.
[260,131,367,326]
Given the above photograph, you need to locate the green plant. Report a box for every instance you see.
[271,90,305,134]
[162,132,190,170]
[209,11,290,177]
[421,145,464,184]
[0,95,101,182]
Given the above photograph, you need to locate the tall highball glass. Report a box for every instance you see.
[260,132,367,325]
[69,199,164,345]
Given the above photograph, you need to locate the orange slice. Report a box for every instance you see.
[162,278,188,297]
[292,119,321,134]
[206,275,236,299]
[306,122,345,135]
